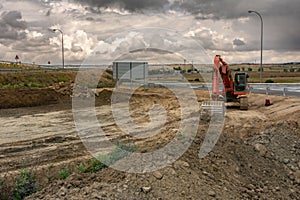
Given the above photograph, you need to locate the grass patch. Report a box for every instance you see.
[76,162,88,173]
[0,71,76,89]
[0,162,39,200]
[86,142,137,173]
[58,168,71,180]
[55,74,71,83]
[0,142,136,199]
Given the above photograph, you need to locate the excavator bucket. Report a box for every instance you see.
[200,101,225,120]
[199,100,225,158]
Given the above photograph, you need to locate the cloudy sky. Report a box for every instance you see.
[0,0,299,65]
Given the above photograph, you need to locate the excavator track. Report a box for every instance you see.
[239,96,248,110]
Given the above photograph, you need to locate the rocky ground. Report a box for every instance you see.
[0,85,299,199]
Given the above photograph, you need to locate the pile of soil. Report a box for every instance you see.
[0,87,299,199]
[0,87,66,109]
[25,93,300,200]
[26,123,300,200]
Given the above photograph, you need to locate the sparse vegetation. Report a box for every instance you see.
[0,141,137,199]
[76,162,88,173]
[86,142,137,173]
[13,168,38,200]
[58,168,71,180]
[0,71,75,89]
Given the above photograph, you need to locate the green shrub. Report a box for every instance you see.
[265,79,274,83]
[248,68,253,72]
[76,163,88,173]
[290,68,295,72]
[87,158,106,173]
[13,168,38,199]
[58,168,70,180]
[56,75,70,83]
[86,142,137,173]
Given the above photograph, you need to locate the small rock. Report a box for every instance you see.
[208,190,216,197]
[275,186,280,191]
[254,143,268,157]
[294,170,300,184]
[167,167,177,175]
[92,193,101,199]
[153,171,163,180]
[298,162,300,168]
[175,160,190,168]
[72,180,82,187]
[283,159,289,164]
[247,184,256,190]
[141,186,152,194]
[59,186,67,197]
[203,171,209,176]
[288,164,297,172]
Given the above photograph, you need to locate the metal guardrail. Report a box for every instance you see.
[249,83,300,97]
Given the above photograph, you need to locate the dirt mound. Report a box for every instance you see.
[25,92,300,200]
[0,89,299,199]
[0,87,67,109]
[27,125,300,200]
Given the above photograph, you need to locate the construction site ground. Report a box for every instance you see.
[0,85,299,199]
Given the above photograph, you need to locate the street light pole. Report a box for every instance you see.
[248,10,263,83]
[52,29,65,69]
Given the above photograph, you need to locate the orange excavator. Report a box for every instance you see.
[212,55,250,110]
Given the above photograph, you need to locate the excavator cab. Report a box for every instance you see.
[234,72,249,92]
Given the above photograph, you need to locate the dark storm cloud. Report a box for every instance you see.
[73,0,169,12]
[171,0,300,52]
[1,10,26,29]
[229,0,300,52]
[233,39,245,46]
[171,0,299,19]
[0,11,27,40]
[171,0,256,19]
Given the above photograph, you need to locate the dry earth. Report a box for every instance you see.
[0,86,299,199]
